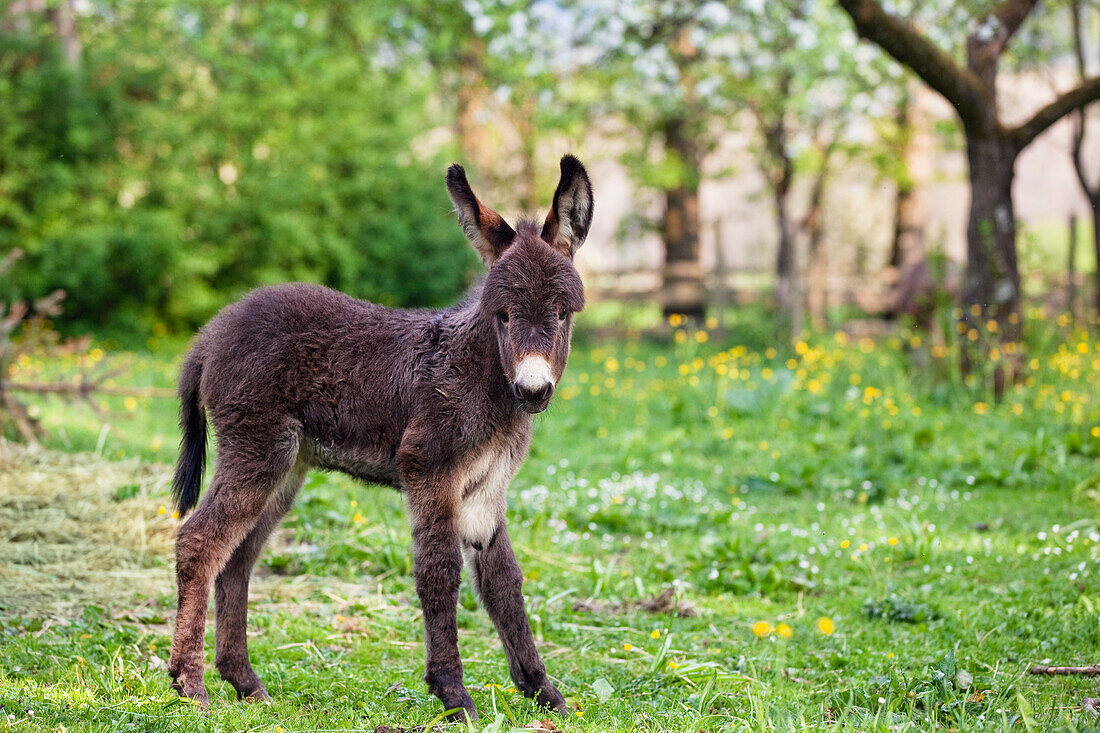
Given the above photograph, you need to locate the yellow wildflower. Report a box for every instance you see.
[751,621,773,638]
[816,617,835,635]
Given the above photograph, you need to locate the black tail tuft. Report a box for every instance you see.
[171,351,206,517]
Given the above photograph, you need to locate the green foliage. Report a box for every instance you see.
[0,2,478,335]
[863,594,938,624]
[5,320,1100,730]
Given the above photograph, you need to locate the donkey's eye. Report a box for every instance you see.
[557,308,568,323]
[499,311,509,325]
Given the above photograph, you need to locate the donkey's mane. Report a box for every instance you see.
[513,218,543,238]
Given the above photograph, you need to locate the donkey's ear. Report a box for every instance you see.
[541,154,594,259]
[446,164,516,266]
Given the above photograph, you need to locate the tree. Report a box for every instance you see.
[837,0,1100,355]
[1067,0,1100,317]
[732,0,897,334]
[572,1,742,320]
[1,1,477,332]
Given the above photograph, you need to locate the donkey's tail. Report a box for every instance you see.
[172,348,207,517]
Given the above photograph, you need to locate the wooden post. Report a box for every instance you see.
[712,219,728,337]
[1068,214,1078,320]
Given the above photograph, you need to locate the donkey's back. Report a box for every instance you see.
[176,282,436,508]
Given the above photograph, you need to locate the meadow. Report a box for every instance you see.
[2,306,1100,732]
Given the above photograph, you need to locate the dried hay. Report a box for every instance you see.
[0,440,176,617]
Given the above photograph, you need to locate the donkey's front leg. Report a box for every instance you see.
[407,501,477,721]
[468,523,568,715]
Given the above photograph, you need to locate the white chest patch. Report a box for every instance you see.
[457,448,514,548]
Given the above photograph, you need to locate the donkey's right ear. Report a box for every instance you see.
[446,164,516,266]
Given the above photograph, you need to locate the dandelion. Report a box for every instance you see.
[1092,427,1100,438]
[776,623,793,639]
[124,397,138,411]
[157,505,166,515]
[651,629,660,639]
[816,617,835,635]
[888,537,898,546]
[840,539,850,549]
[668,661,678,670]
[623,643,632,651]
[751,621,773,638]
[859,543,869,553]
[973,402,988,415]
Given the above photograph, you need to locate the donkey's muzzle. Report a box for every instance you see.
[515,381,553,413]
[513,355,555,413]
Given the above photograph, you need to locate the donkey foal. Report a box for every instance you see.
[166,156,594,721]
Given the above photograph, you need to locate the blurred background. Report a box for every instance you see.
[1,0,1097,343]
[4,5,1100,727]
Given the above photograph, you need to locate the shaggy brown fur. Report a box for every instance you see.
[167,156,594,722]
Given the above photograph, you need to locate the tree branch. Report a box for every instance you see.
[1011,76,1100,149]
[990,0,1039,54]
[1029,664,1100,676]
[836,0,990,126]
[1069,1,1100,203]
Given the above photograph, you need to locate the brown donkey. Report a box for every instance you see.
[166,155,593,721]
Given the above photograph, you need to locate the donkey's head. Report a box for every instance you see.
[447,155,593,414]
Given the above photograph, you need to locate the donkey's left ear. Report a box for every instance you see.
[447,164,516,266]
[541,154,594,259]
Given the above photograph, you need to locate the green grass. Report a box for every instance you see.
[3,313,1100,731]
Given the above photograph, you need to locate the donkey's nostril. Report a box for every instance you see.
[531,382,552,402]
[514,380,552,403]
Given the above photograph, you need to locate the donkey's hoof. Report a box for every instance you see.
[242,687,272,704]
[533,683,569,716]
[170,676,211,709]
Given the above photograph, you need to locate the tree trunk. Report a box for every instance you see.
[774,187,795,312]
[961,128,1022,395]
[515,94,538,213]
[454,36,488,171]
[804,189,827,331]
[962,130,1021,332]
[661,118,705,321]
[759,112,799,335]
[661,186,704,321]
[1093,206,1100,317]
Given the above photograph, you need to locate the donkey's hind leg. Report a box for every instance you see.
[168,433,299,706]
[214,461,307,701]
